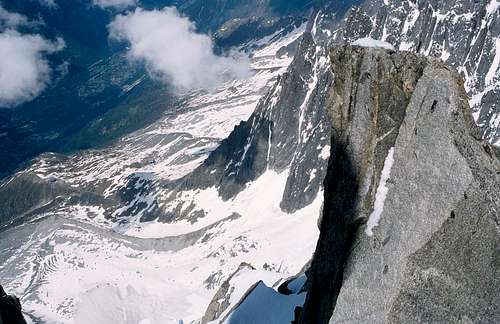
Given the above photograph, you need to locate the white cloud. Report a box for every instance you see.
[93,0,137,9]
[0,5,64,107]
[0,30,64,107]
[0,5,29,28]
[108,7,250,91]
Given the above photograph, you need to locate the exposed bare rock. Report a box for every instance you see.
[299,45,500,324]
[0,285,27,324]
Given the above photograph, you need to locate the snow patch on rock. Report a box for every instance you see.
[365,147,395,236]
[352,37,395,50]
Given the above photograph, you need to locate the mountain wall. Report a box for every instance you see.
[329,0,500,145]
[299,45,500,324]
[169,31,332,216]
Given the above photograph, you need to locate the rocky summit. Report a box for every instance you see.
[298,45,500,324]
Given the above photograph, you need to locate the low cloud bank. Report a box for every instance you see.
[0,5,64,108]
[108,7,250,91]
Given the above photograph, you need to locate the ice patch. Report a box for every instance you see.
[319,145,330,160]
[286,275,306,294]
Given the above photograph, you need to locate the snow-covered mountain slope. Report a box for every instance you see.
[0,24,326,323]
[156,31,333,229]
[0,24,304,227]
[0,188,319,323]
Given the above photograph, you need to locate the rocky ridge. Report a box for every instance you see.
[329,0,500,145]
[296,45,500,323]
[209,43,499,324]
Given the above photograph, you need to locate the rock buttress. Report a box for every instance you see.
[299,45,500,324]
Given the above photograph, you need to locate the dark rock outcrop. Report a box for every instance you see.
[299,45,500,323]
[202,263,257,323]
[0,170,118,229]
[0,285,27,324]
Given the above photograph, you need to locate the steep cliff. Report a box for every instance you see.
[299,45,500,323]
[169,31,332,216]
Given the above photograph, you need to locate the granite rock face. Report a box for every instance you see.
[299,45,500,324]
[330,0,500,145]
